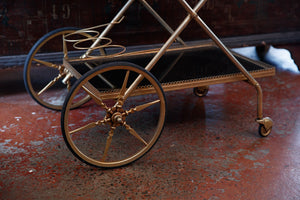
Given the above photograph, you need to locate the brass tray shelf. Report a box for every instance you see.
[63,43,275,99]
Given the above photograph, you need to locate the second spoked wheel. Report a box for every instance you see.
[23,27,92,110]
[61,62,166,168]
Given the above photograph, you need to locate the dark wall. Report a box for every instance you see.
[1,0,300,56]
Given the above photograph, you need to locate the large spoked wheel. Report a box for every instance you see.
[24,27,91,110]
[61,62,166,168]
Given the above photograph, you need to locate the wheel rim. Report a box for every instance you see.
[24,28,91,110]
[62,63,166,167]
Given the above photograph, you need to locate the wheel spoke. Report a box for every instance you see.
[82,83,110,111]
[123,122,148,146]
[32,58,58,69]
[124,74,145,101]
[37,74,64,96]
[135,99,160,112]
[101,126,116,161]
[119,70,130,98]
[69,119,107,134]
[126,99,160,115]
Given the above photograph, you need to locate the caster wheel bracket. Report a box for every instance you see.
[256,117,273,137]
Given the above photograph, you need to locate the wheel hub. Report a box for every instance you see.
[112,112,123,124]
[106,106,126,127]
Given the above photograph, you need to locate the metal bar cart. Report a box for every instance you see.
[24,0,275,168]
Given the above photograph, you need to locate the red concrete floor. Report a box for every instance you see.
[0,44,300,200]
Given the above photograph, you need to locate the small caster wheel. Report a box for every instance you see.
[257,117,273,137]
[193,86,209,97]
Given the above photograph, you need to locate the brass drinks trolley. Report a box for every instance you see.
[24,0,275,168]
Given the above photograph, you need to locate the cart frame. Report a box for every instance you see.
[63,0,272,126]
[24,0,274,168]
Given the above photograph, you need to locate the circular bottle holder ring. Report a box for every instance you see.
[63,28,126,58]
[86,44,127,58]
[73,36,113,50]
[63,29,100,43]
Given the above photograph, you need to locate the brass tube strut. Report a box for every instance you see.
[82,0,136,58]
[83,0,186,58]
[178,0,263,119]
[124,0,208,100]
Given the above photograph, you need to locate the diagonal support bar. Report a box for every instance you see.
[124,0,208,100]
[138,0,186,45]
[83,0,136,58]
[83,0,187,58]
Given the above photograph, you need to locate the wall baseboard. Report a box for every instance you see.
[1,31,299,69]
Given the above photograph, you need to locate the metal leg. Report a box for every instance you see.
[178,0,264,120]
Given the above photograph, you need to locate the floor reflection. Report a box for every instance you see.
[233,45,300,74]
